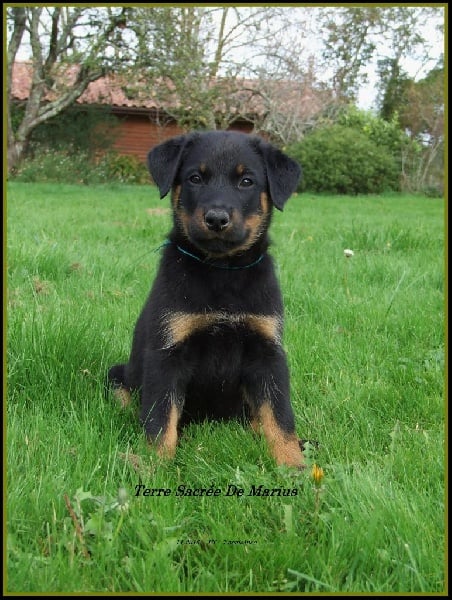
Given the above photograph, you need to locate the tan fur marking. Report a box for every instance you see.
[199,163,207,173]
[193,206,206,229]
[236,164,245,175]
[249,417,261,434]
[176,206,207,244]
[257,402,304,467]
[162,312,282,348]
[157,402,179,459]
[171,185,181,211]
[260,191,269,212]
[245,314,282,344]
[113,387,132,409]
[244,213,264,239]
[162,312,217,348]
[227,192,270,256]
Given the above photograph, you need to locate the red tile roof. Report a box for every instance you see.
[11,61,330,119]
[11,61,163,110]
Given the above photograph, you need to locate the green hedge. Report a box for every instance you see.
[287,124,400,195]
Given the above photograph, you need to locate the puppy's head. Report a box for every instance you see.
[147,131,301,257]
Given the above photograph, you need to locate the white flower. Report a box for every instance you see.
[116,487,129,511]
[344,249,354,258]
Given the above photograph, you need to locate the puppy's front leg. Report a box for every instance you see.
[245,347,305,469]
[256,402,304,468]
[140,392,182,459]
[140,356,184,458]
[140,391,181,459]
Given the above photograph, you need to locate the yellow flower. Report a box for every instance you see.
[311,463,324,485]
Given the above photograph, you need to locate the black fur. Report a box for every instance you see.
[108,130,306,467]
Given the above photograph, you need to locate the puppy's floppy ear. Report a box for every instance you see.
[147,134,191,199]
[257,140,302,211]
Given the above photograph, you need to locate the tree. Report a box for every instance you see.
[240,11,334,146]
[125,6,293,132]
[249,63,334,147]
[399,66,444,193]
[319,6,380,102]
[318,6,440,103]
[125,7,331,145]
[376,57,412,122]
[7,6,130,171]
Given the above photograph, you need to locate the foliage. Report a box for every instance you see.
[319,6,438,102]
[27,105,119,155]
[287,124,400,194]
[376,57,412,122]
[336,106,407,160]
[399,67,444,140]
[127,6,290,132]
[385,66,444,196]
[320,6,380,100]
[288,105,443,196]
[11,149,150,185]
[11,148,93,184]
[376,63,444,140]
[101,152,150,184]
[9,102,25,134]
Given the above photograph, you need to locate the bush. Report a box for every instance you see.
[336,106,406,163]
[287,124,400,194]
[11,148,150,185]
[100,152,150,184]
[29,105,119,154]
[12,148,95,184]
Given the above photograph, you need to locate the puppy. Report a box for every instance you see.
[108,130,305,468]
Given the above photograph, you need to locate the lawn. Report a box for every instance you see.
[5,182,446,593]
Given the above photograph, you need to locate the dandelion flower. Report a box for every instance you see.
[344,249,354,258]
[311,463,324,485]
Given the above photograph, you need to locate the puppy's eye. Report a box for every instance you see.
[189,174,202,184]
[239,177,253,188]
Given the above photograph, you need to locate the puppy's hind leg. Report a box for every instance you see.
[107,363,132,408]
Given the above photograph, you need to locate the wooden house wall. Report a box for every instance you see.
[111,113,183,164]
[110,111,255,164]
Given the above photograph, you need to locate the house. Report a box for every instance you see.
[11,62,331,163]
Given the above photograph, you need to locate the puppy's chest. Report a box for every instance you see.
[160,310,282,350]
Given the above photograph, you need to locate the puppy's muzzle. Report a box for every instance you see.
[204,208,230,232]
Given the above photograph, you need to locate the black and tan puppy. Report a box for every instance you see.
[108,130,305,468]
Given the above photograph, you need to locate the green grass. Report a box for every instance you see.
[6,182,445,593]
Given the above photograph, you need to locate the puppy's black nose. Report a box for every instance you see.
[204,208,230,231]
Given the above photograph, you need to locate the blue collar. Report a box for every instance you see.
[159,240,265,270]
